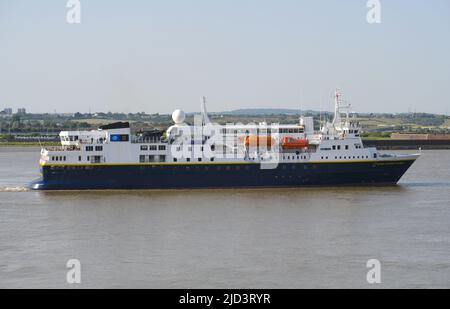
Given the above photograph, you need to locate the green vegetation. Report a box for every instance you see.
[360,132,392,139]
[0,110,449,146]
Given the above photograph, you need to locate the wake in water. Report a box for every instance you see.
[0,186,29,192]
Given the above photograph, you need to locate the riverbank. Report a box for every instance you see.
[363,139,450,150]
[0,142,59,147]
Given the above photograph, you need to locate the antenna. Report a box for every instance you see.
[299,88,303,117]
[201,96,210,125]
[38,136,43,151]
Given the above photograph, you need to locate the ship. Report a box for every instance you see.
[29,91,419,190]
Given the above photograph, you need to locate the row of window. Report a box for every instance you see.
[172,157,215,162]
[321,144,363,151]
[47,164,318,172]
[86,146,103,151]
[51,156,67,161]
[320,155,371,160]
[283,155,308,160]
[220,128,304,134]
[140,145,166,151]
[139,155,166,163]
[61,135,79,142]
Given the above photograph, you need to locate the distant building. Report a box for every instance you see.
[17,108,26,115]
[391,133,450,140]
[2,108,12,115]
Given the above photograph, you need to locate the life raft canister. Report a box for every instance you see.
[281,136,309,149]
[244,135,274,147]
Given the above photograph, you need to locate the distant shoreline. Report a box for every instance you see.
[2,140,450,150]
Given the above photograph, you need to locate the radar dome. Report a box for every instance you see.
[172,109,186,124]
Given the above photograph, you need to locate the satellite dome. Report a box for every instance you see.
[172,109,186,124]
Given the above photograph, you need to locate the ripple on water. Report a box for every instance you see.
[0,186,29,192]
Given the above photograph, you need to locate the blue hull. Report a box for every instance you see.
[29,159,416,190]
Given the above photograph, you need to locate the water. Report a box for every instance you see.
[0,147,449,288]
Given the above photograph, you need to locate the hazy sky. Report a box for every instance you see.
[0,0,449,114]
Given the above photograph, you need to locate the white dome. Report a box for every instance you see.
[172,109,186,124]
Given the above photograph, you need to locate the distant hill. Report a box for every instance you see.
[215,108,315,116]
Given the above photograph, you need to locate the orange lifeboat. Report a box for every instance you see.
[244,135,274,147]
[281,136,309,149]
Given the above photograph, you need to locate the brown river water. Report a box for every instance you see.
[0,147,449,288]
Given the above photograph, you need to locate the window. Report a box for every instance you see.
[345,145,349,150]
[149,145,157,151]
[63,156,66,161]
[140,145,148,151]
[186,158,190,162]
[87,156,90,161]
[158,145,166,151]
[78,156,81,161]
[95,146,103,151]
[337,145,341,150]
[198,158,202,162]
[332,145,336,150]
[140,155,146,163]
[159,155,166,162]
[51,156,55,161]
[210,158,215,162]
[86,146,93,151]
[173,158,177,162]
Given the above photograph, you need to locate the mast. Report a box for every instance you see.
[332,89,341,127]
[201,96,210,125]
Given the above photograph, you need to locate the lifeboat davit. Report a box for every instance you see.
[281,136,309,149]
[244,135,274,147]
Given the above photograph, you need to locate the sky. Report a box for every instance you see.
[0,0,449,114]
